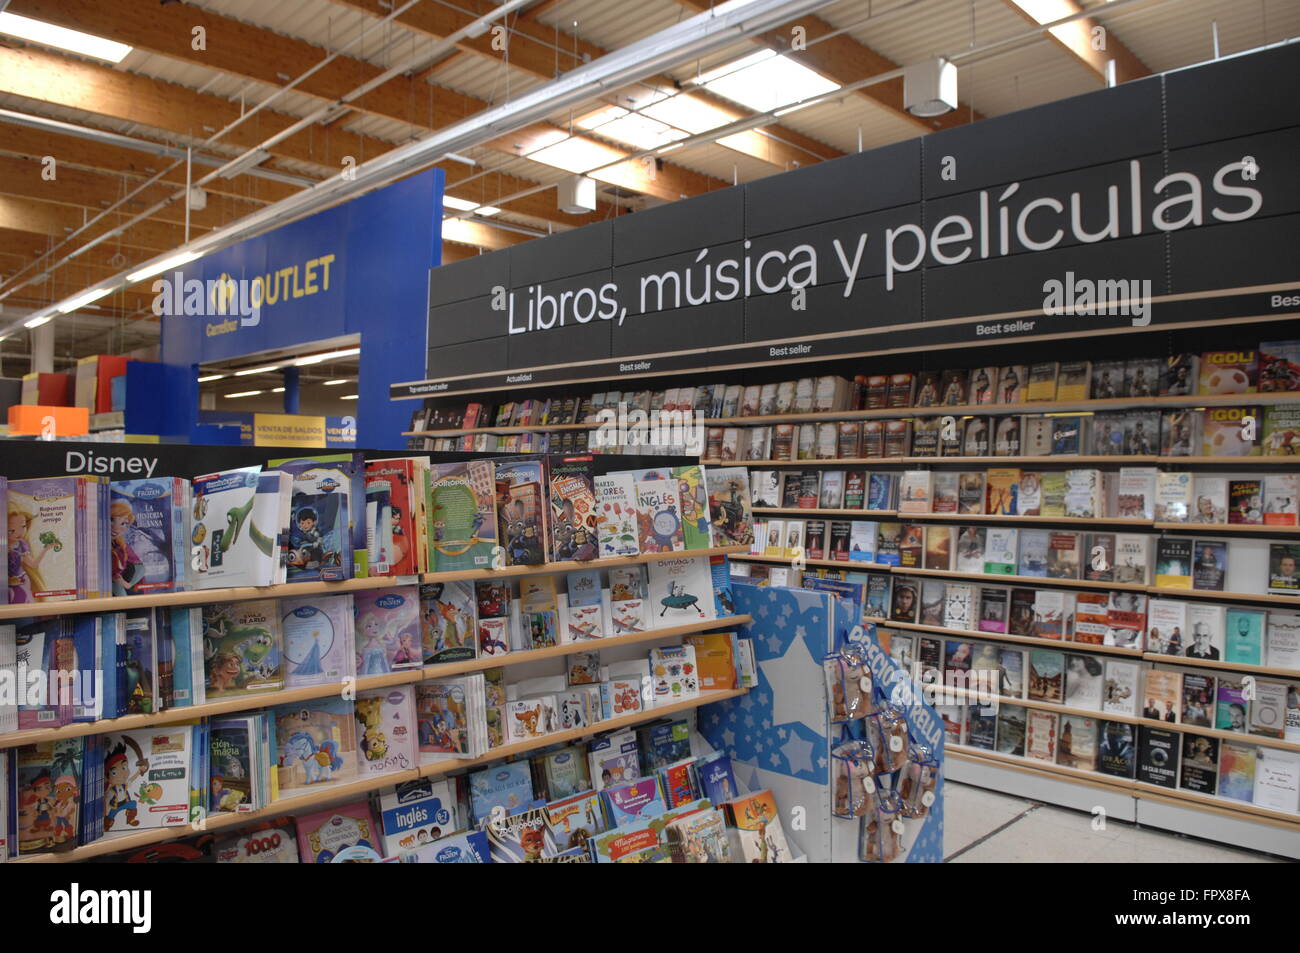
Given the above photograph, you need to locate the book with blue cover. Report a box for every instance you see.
[468,761,535,826]
[636,720,691,773]
[109,478,188,595]
[401,829,490,863]
[268,454,362,580]
[696,753,739,804]
[378,778,456,855]
[601,776,667,826]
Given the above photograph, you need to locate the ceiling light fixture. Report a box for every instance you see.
[126,250,202,283]
[475,205,502,217]
[225,390,264,398]
[904,57,958,116]
[234,363,282,376]
[0,12,132,63]
[293,347,360,367]
[323,379,351,386]
[197,373,226,383]
[57,288,112,313]
[340,394,359,400]
[24,313,53,330]
[694,50,838,114]
[272,387,286,393]
[443,196,479,212]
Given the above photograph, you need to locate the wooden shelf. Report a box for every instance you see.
[897,566,1148,592]
[1145,586,1300,605]
[12,687,748,863]
[881,620,1145,657]
[404,422,594,437]
[0,614,750,750]
[704,456,1163,467]
[0,545,749,622]
[1141,651,1300,680]
[947,743,1140,790]
[753,507,898,518]
[906,513,1150,527]
[1155,521,1300,534]
[732,553,891,570]
[1134,783,1300,830]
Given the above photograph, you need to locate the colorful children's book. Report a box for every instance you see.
[201,600,284,699]
[416,678,477,761]
[673,465,714,550]
[101,726,193,834]
[208,716,264,814]
[191,466,288,589]
[593,472,640,557]
[602,776,667,826]
[648,643,700,703]
[722,790,792,863]
[695,753,738,804]
[545,790,608,852]
[494,456,548,565]
[296,801,381,863]
[468,761,535,825]
[7,477,86,601]
[378,778,456,855]
[268,457,356,583]
[108,478,188,595]
[271,696,357,798]
[646,556,717,624]
[636,479,686,554]
[355,686,417,777]
[354,586,422,675]
[705,466,755,547]
[548,455,599,561]
[280,594,354,688]
[565,569,605,640]
[14,738,84,855]
[429,460,498,571]
[419,580,478,664]
[486,803,557,862]
[401,829,490,863]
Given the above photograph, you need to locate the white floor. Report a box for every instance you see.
[943,781,1285,863]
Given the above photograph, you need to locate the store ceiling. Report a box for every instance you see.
[0,0,1295,369]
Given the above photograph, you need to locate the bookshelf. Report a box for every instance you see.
[880,619,1145,658]
[0,545,750,622]
[0,613,752,750]
[10,687,747,864]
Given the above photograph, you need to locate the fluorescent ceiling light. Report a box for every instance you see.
[323,379,351,386]
[442,153,476,166]
[225,390,263,398]
[0,12,132,63]
[577,105,688,150]
[340,394,359,400]
[127,250,201,283]
[294,347,360,367]
[57,287,113,313]
[443,196,479,212]
[642,95,734,135]
[476,206,502,217]
[24,314,53,330]
[234,363,282,376]
[527,137,623,175]
[695,50,838,113]
[197,374,226,383]
[272,387,285,393]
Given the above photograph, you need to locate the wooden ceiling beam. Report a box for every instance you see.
[1002,0,1151,84]
[0,194,197,253]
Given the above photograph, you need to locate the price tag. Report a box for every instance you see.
[921,791,935,807]
[861,775,875,793]
[889,735,903,753]
[396,574,420,586]
[859,675,872,693]
[891,818,905,836]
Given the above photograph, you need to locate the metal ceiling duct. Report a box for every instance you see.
[0,0,841,339]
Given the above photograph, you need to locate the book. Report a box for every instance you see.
[594,473,640,557]
[1202,406,1260,457]
[468,762,534,826]
[8,477,91,601]
[1057,715,1097,770]
[1191,539,1226,592]
[1269,543,1300,595]
[1250,680,1287,739]
[1225,608,1266,666]
[1263,474,1298,525]
[202,600,284,699]
[1215,676,1249,732]
[1262,404,1300,456]
[1103,659,1140,716]
[1199,349,1258,394]
[354,587,422,675]
[957,473,986,514]
[898,470,932,514]
[978,585,1008,633]
[968,366,998,404]
[108,478,188,595]
[419,581,477,665]
[1154,472,1193,522]
[646,556,716,625]
[281,594,355,688]
[1154,537,1193,589]
[1026,362,1059,402]
[495,457,548,565]
[1254,749,1300,813]
[722,790,791,863]
[985,469,1020,516]
[296,801,380,863]
[1046,532,1081,580]
[1181,672,1215,728]
[1180,734,1221,794]
[983,527,1018,575]
[1229,479,1263,524]
[1266,610,1300,670]
[1218,743,1256,803]
[705,467,754,547]
[1063,654,1104,710]
[1137,726,1179,788]
[1028,649,1064,703]
[1098,721,1137,778]
[1161,410,1198,456]
[1031,589,1070,640]
[1063,469,1101,518]
[1057,361,1091,401]
[1113,534,1150,585]
[1025,709,1058,762]
[1143,669,1182,725]
[996,705,1027,756]
[1161,354,1199,396]
[1146,598,1188,656]
[355,686,417,777]
[1192,476,1228,524]
[272,696,357,798]
[1074,591,1110,644]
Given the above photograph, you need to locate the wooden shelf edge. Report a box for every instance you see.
[753,507,898,517]
[881,620,1144,657]
[0,615,751,750]
[11,688,747,863]
[946,744,1139,791]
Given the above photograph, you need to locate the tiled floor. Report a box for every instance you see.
[943,781,1284,863]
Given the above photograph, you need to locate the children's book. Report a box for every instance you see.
[416,678,477,761]
[673,465,714,551]
[201,600,284,699]
[272,696,358,798]
[602,776,668,826]
[545,790,608,852]
[108,478,188,594]
[520,575,560,648]
[271,459,354,582]
[486,803,557,862]
[13,738,84,855]
[7,477,85,601]
[356,686,417,777]
[495,456,548,565]
[208,716,264,814]
[648,643,700,704]
[594,473,640,557]
[419,581,478,664]
[101,726,193,834]
[695,753,738,804]
[214,819,300,863]
[636,479,686,554]
[705,466,755,546]
[468,761,534,825]
[589,728,640,791]
[722,790,792,863]
[378,778,456,855]
[646,556,717,625]
[430,460,498,571]
[548,455,599,561]
[191,466,288,589]
[280,594,353,688]
[296,801,380,863]
[565,569,605,640]
[354,586,422,675]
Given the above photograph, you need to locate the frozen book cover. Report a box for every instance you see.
[354,586,422,675]
[109,478,187,595]
[8,477,81,602]
[420,581,478,664]
[280,594,353,688]
[202,600,284,698]
[272,696,358,798]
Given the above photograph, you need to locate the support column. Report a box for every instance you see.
[30,322,53,374]
[283,365,300,414]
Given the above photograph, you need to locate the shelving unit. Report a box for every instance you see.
[0,545,749,622]
[12,687,747,863]
[881,619,1144,658]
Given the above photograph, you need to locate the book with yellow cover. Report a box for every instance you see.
[985,468,1021,516]
[683,631,738,691]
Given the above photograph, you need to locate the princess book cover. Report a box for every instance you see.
[8,477,81,601]
[280,594,353,688]
[109,478,187,594]
[272,696,358,797]
[354,587,422,675]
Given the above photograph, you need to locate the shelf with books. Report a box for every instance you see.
[947,743,1140,791]
[899,567,1148,593]
[0,545,750,622]
[705,456,1164,467]
[1154,522,1300,535]
[691,392,1300,428]
[754,507,898,518]
[732,553,892,570]
[0,613,752,751]
[403,423,594,438]
[880,620,1145,658]
[907,513,1151,528]
[1145,586,1300,606]
[1135,783,1300,831]
[1141,652,1300,680]
[11,687,747,864]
